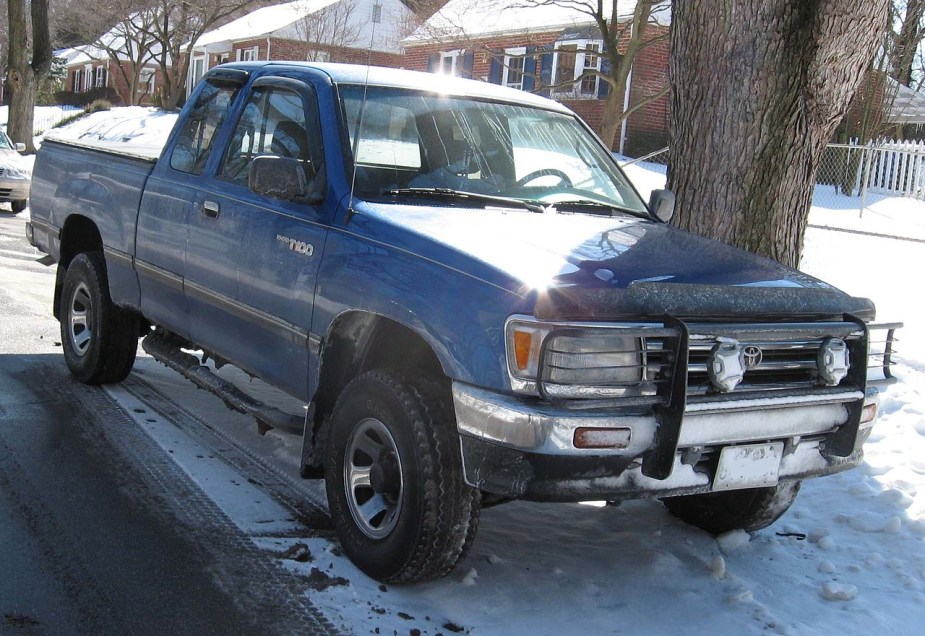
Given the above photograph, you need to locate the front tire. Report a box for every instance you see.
[60,252,139,384]
[662,480,801,534]
[11,199,27,213]
[324,370,480,583]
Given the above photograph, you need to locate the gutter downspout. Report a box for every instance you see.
[266,36,271,61]
[619,66,633,156]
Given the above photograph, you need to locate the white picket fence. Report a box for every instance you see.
[862,139,925,197]
[821,139,925,199]
[0,105,83,136]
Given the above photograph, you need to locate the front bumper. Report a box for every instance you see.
[0,176,30,202]
[453,382,874,501]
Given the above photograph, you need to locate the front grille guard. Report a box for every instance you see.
[536,315,900,480]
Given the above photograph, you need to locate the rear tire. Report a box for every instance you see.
[60,252,139,384]
[11,199,27,213]
[662,480,801,534]
[324,370,480,583]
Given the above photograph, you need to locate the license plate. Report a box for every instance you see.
[712,442,784,492]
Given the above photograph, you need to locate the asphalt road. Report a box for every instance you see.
[0,213,336,635]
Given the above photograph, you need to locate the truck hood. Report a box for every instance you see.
[365,203,875,321]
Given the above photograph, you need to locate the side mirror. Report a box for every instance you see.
[648,189,675,222]
[14,143,26,153]
[249,155,311,202]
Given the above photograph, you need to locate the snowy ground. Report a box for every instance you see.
[14,108,925,635]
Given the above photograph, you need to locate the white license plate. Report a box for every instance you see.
[712,442,784,492]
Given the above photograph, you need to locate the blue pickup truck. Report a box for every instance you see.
[27,62,899,583]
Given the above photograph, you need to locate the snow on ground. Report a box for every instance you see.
[28,109,925,634]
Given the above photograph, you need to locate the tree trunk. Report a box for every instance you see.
[7,0,36,152]
[600,88,626,151]
[667,0,888,269]
[6,0,53,153]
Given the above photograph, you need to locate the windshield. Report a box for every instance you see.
[340,86,648,215]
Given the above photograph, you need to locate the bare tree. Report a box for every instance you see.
[6,0,53,152]
[140,0,261,109]
[667,0,889,269]
[293,0,363,61]
[92,10,162,104]
[892,0,925,86]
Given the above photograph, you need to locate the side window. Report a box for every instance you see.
[220,85,323,186]
[170,80,239,174]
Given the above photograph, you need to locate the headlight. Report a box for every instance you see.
[1,165,30,179]
[505,316,650,399]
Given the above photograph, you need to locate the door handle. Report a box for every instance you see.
[201,200,220,218]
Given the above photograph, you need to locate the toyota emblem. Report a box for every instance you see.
[742,346,763,370]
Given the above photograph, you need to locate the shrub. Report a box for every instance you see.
[86,99,112,113]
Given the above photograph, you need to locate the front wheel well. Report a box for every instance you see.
[306,313,449,471]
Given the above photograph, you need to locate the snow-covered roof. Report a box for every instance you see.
[186,0,411,55]
[188,0,339,50]
[56,43,159,67]
[55,14,165,67]
[405,0,671,44]
[886,77,925,125]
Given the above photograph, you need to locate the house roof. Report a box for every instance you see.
[55,14,165,67]
[886,77,925,125]
[189,0,340,50]
[186,0,410,54]
[404,0,671,44]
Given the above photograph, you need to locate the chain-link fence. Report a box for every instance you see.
[815,140,925,215]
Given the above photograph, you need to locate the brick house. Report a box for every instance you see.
[184,0,415,96]
[402,0,670,156]
[57,43,165,106]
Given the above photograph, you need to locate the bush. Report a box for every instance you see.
[53,87,123,107]
[86,99,112,113]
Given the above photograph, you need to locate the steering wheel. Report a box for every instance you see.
[515,168,573,188]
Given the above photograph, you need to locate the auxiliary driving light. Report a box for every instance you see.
[817,337,850,386]
[707,340,745,392]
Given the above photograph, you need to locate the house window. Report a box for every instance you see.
[236,46,259,62]
[503,47,526,90]
[371,2,382,23]
[95,66,107,88]
[72,69,82,92]
[139,69,155,94]
[552,39,602,97]
[440,50,462,76]
[218,54,230,64]
[84,64,93,92]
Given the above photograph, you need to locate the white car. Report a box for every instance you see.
[0,130,31,212]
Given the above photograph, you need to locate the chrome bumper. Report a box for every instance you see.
[452,381,877,500]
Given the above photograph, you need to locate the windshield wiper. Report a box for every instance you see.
[551,199,651,219]
[384,187,546,214]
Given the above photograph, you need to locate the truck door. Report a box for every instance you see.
[136,73,245,338]
[186,77,328,400]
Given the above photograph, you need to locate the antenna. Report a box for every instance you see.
[346,4,380,223]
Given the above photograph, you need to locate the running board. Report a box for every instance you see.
[142,330,305,436]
